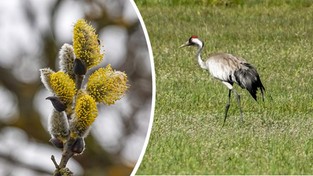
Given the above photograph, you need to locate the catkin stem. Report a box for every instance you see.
[59,137,76,168]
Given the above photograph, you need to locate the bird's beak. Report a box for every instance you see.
[179,41,189,48]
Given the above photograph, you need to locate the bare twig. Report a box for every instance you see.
[52,137,76,175]
[51,155,60,170]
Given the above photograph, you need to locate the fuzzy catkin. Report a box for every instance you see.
[48,109,69,141]
[86,64,128,105]
[70,91,98,138]
[39,68,55,92]
[49,71,76,106]
[73,19,104,69]
[59,43,75,80]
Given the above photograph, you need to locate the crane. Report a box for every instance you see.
[180,35,265,125]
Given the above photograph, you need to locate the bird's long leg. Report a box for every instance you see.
[232,89,243,124]
[260,88,265,102]
[223,89,232,126]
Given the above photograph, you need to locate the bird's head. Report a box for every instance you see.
[179,35,203,48]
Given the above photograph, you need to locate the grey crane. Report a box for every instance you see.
[180,35,265,125]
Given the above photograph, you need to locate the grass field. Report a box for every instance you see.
[136,0,313,174]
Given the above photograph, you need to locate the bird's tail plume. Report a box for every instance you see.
[234,63,265,101]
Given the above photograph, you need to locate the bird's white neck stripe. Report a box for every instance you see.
[197,53,206,69]
[193,39,206,69]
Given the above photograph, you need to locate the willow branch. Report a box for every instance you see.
[59,137,76,168]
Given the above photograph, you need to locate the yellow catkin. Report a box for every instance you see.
[87,65,128,105]
[49,71,76,105]
[71,91,98,137]
[73,19,104,69]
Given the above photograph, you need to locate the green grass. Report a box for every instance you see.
[136,1,313,174]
